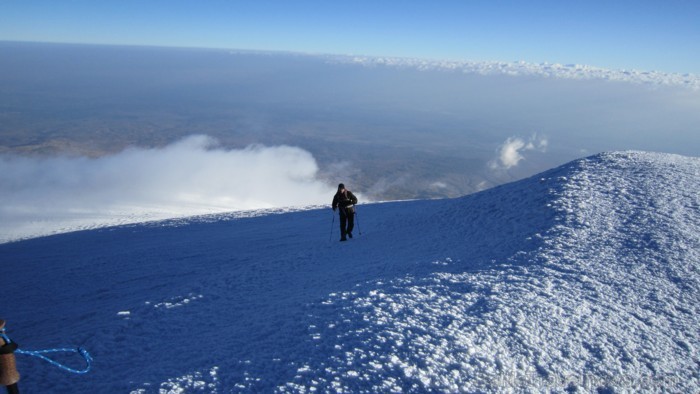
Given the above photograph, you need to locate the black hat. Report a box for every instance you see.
[338,183,345,189]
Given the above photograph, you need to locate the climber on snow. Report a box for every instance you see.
[332,183,358,242]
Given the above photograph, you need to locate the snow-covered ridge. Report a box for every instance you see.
[2,151,699,392]
[327,55,700,89]
[285,151,700,392]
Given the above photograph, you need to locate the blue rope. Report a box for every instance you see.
[15,347,93,374]
[1,327,92,374]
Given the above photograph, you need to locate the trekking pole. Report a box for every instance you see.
[329,211,335,241]
[355,205,362,236]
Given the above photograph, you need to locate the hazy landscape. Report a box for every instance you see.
[2,41,698,204]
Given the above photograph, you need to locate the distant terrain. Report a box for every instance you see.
[1,42,699,201]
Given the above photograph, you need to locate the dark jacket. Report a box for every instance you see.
[332,190,358,214]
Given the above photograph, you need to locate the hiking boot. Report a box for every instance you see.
[340,237,347,242]
[347,232,353,239]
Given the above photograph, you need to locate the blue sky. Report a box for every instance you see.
[1,0,699,74]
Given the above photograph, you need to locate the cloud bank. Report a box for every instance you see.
[0,135,335,242]
[490,134,548,170]
[329,55,700,90]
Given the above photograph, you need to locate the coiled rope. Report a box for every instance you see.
[1,327,92,374]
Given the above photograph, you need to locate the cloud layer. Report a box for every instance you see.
[330,55,700,90]
[0,135,335,242]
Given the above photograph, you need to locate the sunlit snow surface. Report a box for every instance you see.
[1,151,698,392]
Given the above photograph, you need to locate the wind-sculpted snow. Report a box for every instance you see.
[1,152,698,392]
[328,55,700,90]
[285,152,700,392]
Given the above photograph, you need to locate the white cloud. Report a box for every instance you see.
[429,181,448,190]
[490,134,548,170]
[331,55,700,90]
[0,135,336,242]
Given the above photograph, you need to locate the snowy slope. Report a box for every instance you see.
[1,151,698,393]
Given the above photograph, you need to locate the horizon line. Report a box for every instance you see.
[3,39,697,80]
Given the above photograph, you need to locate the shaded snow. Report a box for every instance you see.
[1,151,699,392]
